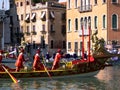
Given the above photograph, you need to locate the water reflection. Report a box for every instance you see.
[11,83,22,90]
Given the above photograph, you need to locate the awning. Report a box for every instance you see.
[31,13,36,20]
[50,11,55,18]
[25,14,30,20]
[41,11,46,19]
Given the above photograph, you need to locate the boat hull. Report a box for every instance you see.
[0,69,100,79]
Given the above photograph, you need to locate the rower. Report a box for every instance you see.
[33,49,44,71]
[52,49,62,70]
[15,48,25,72]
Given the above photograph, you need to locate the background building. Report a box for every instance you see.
[66,0,120,56]
[0,0,66,55]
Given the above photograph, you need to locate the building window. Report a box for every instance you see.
[50,24,54,31]
[103,0,106,3]
[112,14,118,29]
[21,14,23,21]
[61,25,66,36]
[31,13,36,22]
[26,26,30,32]
[80,18,83,29]
[41,11,46,21]
[103,15,106,29]
[49,11,55,20]
[112,0,117,3]
[63,41,66,49]
[51,40,54,49]
[42,24,45,31]
[33,25,35,32]
[84,17,88,35]
[75,18,78,31]
[80,42,82,50]
[80,0,91,12]
[68,42,71,50]
[75,0,78,8]
[68,19,71,32]
[94,0,97,5]
[20,2,23,6]
[84,17,87,30]
[26,1,29,5]
[94,16,97,29]
[68,0,71,9]
[74,42,78,50]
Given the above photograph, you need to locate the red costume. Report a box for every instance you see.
[33,50,44,71]
[15,49,25,72]
[0,53,2,63]
[52,49,61,70]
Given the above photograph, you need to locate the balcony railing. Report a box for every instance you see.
[78,5,92,13]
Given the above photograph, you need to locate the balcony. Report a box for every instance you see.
[25,32,30,36]
[31,31,37,35]
[78,5,92,13]
[50,29,55,33]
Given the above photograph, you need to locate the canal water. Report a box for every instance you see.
[0,63,120,90]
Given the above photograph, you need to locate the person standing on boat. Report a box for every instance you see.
[15,48,25,72]
[52,49,62,70]
[33,49,44,71]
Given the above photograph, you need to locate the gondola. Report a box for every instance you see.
[0,57,106,79]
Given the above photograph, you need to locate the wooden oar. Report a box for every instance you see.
[2,65,18,83]
[43,63,52,80]
[42,57,52,80]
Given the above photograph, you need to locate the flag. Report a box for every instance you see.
[2,0,4,9]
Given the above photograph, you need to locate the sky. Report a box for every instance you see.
[0,0,66,10]
[0,0,9,10]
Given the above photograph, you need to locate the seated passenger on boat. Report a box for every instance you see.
[33,49,44,71]
[15,48,25,72]
[52,49,62,70]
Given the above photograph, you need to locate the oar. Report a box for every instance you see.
[42,57,52,80]
[42,63,52,80]
[2,65,18,83]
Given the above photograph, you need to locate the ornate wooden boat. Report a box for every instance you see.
[0,58,106,79]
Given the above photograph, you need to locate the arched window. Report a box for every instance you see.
[103,15,106,29]
[84,17,87,30]
[75,0,78,8]
[80,18,83,30]
[94,16,97,29]
[75,18,78,30]
[112,14,118,29]
[68,19,71,31]
[68,0,71,9]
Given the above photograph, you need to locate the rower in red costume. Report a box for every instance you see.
[15,49,25,72]
[52,49,62,70]
[0,50,3,63]
[33,50,44,71]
